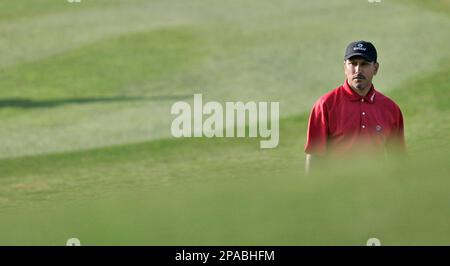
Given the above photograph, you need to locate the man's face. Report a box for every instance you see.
[344,56,379,91]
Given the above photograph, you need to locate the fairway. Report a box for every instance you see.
[0,0,449,245]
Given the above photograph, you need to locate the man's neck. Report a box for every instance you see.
[349,83,372,97]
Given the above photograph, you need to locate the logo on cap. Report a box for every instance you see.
[354,43,367,51]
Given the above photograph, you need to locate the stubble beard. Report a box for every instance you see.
[352,79,369,91]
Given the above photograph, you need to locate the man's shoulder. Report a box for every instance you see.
[375,89,402,111]
[315,85,343,106]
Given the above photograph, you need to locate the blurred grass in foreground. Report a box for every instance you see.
[0,148,448,245]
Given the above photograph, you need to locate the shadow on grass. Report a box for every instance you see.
[0,95,191,109]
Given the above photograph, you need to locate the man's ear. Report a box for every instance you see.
[374,62,379,75]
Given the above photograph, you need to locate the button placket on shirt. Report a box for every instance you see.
[360,98,367,130]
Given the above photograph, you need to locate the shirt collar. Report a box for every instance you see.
[343,79,376,103]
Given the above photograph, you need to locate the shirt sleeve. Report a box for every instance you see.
[387,105,406,154]
[304,99,328,156]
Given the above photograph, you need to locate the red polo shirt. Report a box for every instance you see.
[304,80,405,156]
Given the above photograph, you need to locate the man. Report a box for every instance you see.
[304,40,405,173]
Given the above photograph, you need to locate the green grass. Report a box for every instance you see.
[0,0,449,245]
[394,0,450,16]
[0,28,199,99]
[1,0,449,158]
[0,114,448,245]
[0,0,147,23]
